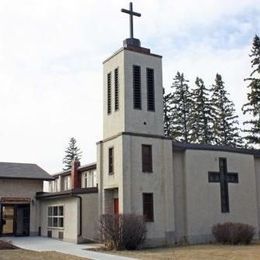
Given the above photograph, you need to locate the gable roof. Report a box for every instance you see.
[0,162,53,180]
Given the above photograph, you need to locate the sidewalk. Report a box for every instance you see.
[2,236,136,260]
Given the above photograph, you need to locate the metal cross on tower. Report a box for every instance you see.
[121,2,141,39]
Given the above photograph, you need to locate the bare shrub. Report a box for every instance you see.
[99,214,146,250]
[212,222,255,245]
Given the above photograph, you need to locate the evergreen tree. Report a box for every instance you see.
[211,74,241,146]
[169,72,192,142]
[190,77,214,144]
[242,35,260,147]
[163,88,172,137]
[63,137,82,171]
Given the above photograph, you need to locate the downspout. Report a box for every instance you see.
[72,195,82,237]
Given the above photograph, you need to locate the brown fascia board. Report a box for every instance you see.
[50,163,97,179]
[172,142,260,157]
[0,176,54,181]
[36,187,98,200]
[52,170,71,178]
[78,163,96,172]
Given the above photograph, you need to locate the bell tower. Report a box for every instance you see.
[97,2,174,247]
[102,2,164,139]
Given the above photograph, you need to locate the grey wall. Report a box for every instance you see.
[0,179,43,235]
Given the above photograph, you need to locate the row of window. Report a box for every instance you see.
[108,144,153,175]
[48,170,97,192]
[107,66,155,114]
[47,194,154,230]
[107,68,119,114]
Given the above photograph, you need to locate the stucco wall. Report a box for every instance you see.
[124,50,164,136]
[0,179,43,235]
[81,193,99,242]
[103,49,164,139]
[98,135,123,215]
[172,151,187,243]
[98,134,174,246]
[40,197,79,243]
[122,135,174,246]
[184,150,259,243]
[103,50,125,139]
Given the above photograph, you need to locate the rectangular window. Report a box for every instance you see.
[133,65,141,109]
[48,206,64,228]
[83,170,97,188]
[114,68,119,111]
[108,147,114,174]
[63,176,71,191]
[142,144,153,172]
[143,193,154,222]
[147,68,155,111]
[107,72,112,114]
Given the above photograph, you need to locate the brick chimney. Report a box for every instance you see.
[71,159,81,189]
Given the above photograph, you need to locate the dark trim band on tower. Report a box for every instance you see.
[147,68,155,111]
[133,65,141,109]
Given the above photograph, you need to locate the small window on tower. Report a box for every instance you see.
[133,65,141,109]
[147,68,155,111]
[107,72,112,114]
[108,147,114,174]
[114,68,119,111]
[143,193,154,222]
[142,144,153,173]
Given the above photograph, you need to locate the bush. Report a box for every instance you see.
[99,214,146,250]
[212,222,255,245]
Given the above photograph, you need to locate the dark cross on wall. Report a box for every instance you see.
[121,2,141,39]
[208,158,239,213]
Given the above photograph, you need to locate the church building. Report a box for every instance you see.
[1,2,260,247]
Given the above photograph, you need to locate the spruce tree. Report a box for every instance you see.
[190,77,214,144]
[211,74,241,146]
[63,137,82,171]
[242,35,260,147]
[169,72,192,142]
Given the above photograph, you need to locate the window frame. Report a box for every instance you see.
[133,65,142,110]
[142,144,153,173]
[108,147,114,175]
[63,175,71,191]
[48,205,64,229]
[146,67,155,111]
[107,72,112,114]
[142,193,154,222]
[114,67,119,111]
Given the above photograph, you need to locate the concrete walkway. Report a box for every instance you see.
[2,236,136,260]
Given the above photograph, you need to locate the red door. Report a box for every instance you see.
[113,198,119,215]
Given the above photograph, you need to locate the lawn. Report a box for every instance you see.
[103,243,260,260]
[0,250,87,260]
[0,240,87,260]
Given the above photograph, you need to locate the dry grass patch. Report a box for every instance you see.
[102,243,260,260]
[0,240,18,250]
[0,249,87,260]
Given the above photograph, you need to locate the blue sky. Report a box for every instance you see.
[0,0,259,173]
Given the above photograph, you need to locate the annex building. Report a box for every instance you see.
[1,3,260,247]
